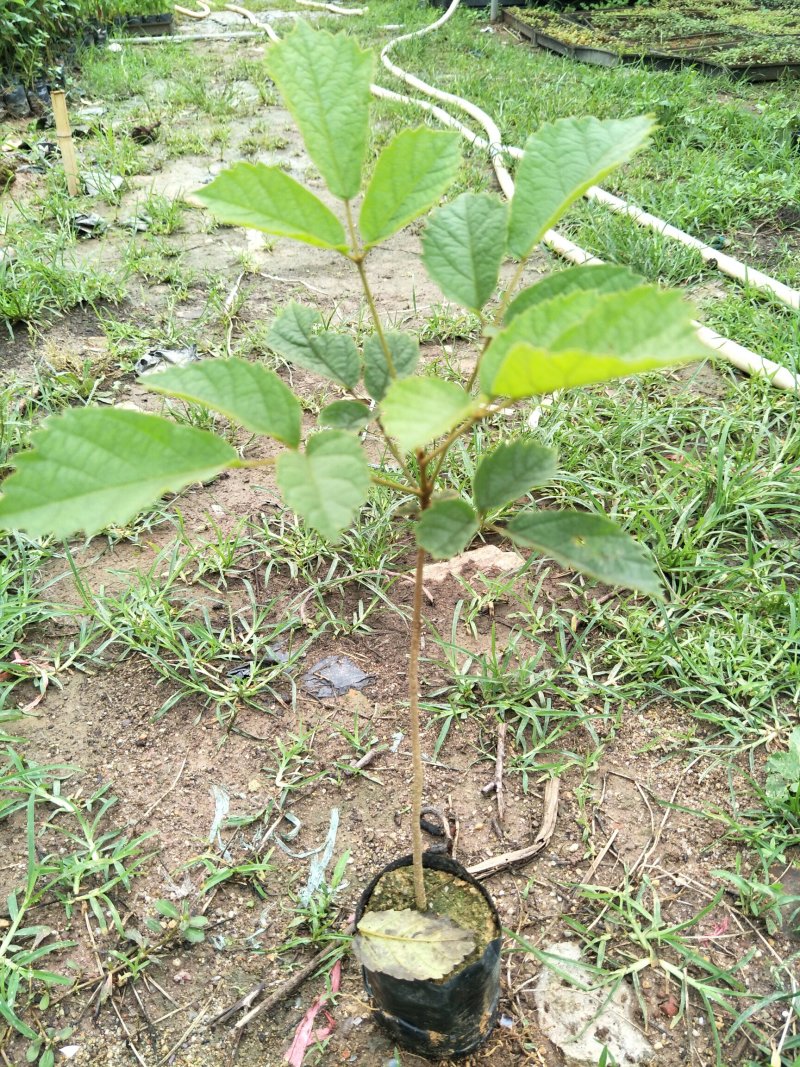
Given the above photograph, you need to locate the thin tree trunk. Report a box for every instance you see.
[409,545,428,911]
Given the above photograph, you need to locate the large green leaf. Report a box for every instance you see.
[319,399,372,432]
[268,302,360,389]
[421,193,508,313]
[0,409,236,538]
[473,441,557,513]
[505,510,660,594]
[480,286,709,398]
[506,265,642,323]
[508,116,654,260]
[353,909,475,981]
[266,22,373,201]
[363,332,419,402]
[416,498,478,559]
[276,430,370,541]
[192,163,347,251]
[380,378,475,454]
[144,357,301,448]
[359,128,461,248]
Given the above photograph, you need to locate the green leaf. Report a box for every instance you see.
[40,1049,55,1067]
[505,510,660,595]
[154,900,180,919]
[182,927,206,944]
[277,430,370,541]
[416,498,478,559]
[359,128,461,247]
[268,302,360,389]
[363,332,420,402]
[508,115,654,259]
[380,378,474,454]
[505,265,642,323]
[144,357,301,447]
[766,727,800,798]
[0,1000,36,1040]
[353,908,475,981]
[192,163,347,251]
[480,286,709,398]
[0,409,236,538]
[422,193,508,313]
[266,22,374,200]
[473,441,557,513]
[319,399,372,432]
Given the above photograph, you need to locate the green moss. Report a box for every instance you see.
[366,866,498,972]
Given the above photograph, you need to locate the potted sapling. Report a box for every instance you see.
[0,22,711,1059]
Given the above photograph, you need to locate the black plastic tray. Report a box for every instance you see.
[503,9,800,81]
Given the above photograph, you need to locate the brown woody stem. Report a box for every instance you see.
[408,543,428,911]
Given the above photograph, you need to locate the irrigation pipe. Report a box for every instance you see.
[378,0,799,390]
[382,0,800,317]
[584,187,800,311]
[295,0,368,15]
[174,2,211,18]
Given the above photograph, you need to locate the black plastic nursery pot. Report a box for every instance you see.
[355,851,502,1060]
[114,13,174,35]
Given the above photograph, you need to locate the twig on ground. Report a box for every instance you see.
[344,744,386,776]
[495,716,506,825]
[467,777,559,880]
[156,997,214,1066]
[133,754,188,830]
[110,998,148,1067]
[130,981,160,1053]
[224,271,245,358]
[210,925,353,1030]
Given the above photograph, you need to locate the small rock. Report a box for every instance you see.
[534,941,654,1066]
[423,544,525,583]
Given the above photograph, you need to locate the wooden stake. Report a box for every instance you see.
[50,90,79,196]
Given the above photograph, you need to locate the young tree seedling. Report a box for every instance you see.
[0,22,711,977]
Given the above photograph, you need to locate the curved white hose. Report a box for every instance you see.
[377,1,798,391]
[174,2,211,18]
[295,0,367,15]
[584,187,800,311]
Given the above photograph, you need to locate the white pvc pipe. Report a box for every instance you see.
[174,2,211,18]
[585,186,800,311]
[377,1,799,391]
[295,0,367,15]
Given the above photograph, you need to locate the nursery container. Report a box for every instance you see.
[355,852,502,1060]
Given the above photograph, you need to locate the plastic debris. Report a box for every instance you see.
[59,1047,81,1061]
[83,169,124,196]
[119,213,151,232]
[226,646,288,679]
[299,808,339,906]
[284,960,341,1067]
[134,345,199,376]
[2,86,31,119]
[72,213,107,238]
[302,655,373,698]
[208,785,230,848]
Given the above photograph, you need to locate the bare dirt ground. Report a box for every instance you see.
[1,23,798,1067]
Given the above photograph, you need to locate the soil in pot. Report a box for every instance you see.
[357,853,502,1060]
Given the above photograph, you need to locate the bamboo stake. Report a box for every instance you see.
[50,90,79,196]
